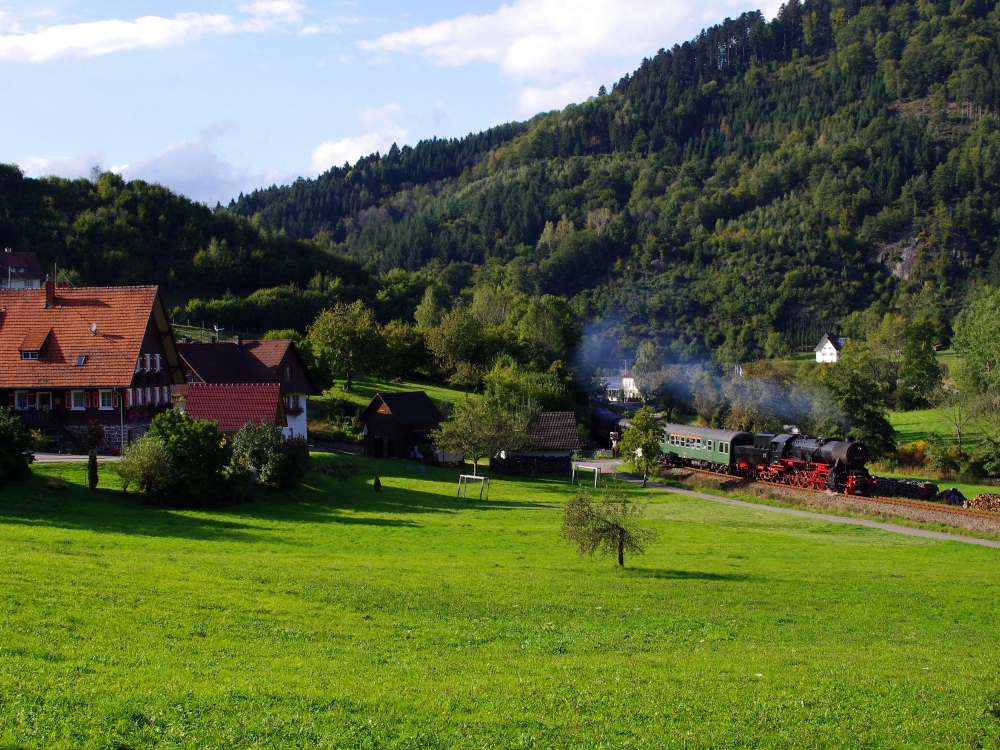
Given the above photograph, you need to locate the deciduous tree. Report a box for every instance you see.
[561,482,658,567]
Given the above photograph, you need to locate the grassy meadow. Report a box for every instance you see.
[1,457,1000,748]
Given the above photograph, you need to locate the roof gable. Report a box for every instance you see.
[815,332,847,352]
[0,252,44,280]
[177,339,320,394]
[363,391,444,426]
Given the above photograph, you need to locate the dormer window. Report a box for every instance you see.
[20,351,38,360]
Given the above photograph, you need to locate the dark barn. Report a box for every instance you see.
[361,391,444,460]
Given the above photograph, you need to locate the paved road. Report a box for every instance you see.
[32,453,120,463]
[573,460,1000,550]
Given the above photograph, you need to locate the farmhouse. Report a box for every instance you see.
[492,411,580,476]
[815,332,847,363]
[0,251,44,289]
[0,280,184,451]
[361,391,444,459]
[176,336,318,439]
[182,382,286,435]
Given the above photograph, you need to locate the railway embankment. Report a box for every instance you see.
[657,467,1000,536]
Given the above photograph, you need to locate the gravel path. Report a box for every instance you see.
[574,460,1000,550]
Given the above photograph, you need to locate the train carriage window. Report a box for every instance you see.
[706,439,713,451]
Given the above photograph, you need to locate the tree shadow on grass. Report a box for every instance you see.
[624,568,751,582]
[0,470,420,542]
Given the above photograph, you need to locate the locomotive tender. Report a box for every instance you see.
[658,423,872,495]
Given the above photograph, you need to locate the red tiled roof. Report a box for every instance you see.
[0,252,45,281]
[183,383,285,432]
[0,286,160,388]
[530,411,580,451]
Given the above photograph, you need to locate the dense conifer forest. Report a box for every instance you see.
[4,0,1000,363]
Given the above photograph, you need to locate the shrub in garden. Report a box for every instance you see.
[275,436,311,489]
[117,437,172,498]
[0,406,31,486]
[230,423,311,490]
[146,409,230,504]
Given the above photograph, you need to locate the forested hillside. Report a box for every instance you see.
[231,0,1000,361]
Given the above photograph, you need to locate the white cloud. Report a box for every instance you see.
[360,0,755,112]
[309,125,407,175]
[0,5,306,63]
[358,103,407,129]
[21,125,287,206]
[21,152,107,180]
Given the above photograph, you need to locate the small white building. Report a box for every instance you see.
[815,332,847,363]
[603,370,641,402]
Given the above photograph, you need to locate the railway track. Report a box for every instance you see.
[673,465,1000,522]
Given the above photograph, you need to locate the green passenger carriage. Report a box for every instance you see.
[659,423,754,472]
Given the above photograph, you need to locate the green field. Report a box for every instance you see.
[2,459,1000,748]
[320,377,471,412]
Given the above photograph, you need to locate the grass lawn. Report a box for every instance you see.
[2,459,1000,748]
[319,376,471,412]
[888,407,975,447]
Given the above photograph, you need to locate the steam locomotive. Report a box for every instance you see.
[591,409,873,495]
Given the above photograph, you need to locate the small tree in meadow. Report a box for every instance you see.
[561,482,658,567]
[87,450,99,490]
[230,423,311,490]
[616,406,662,487]
[146,409,229,505]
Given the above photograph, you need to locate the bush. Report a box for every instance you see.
[231,425,311,490]
[117,436,172,498]
[0,406,31,486]
[146,409,229,505]
[894,440,929,469]
[276,436,311,489]
[924,433,962,474]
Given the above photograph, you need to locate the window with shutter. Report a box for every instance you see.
[7,394,15,408]
[112,392,119,408]
[84,391,91,409]
[144,354,151,372]
[154,354,162,372]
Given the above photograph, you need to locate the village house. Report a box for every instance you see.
[0,280,184,451]
[815,332,847,363]
[175,336,318,439]
[182,382,286,436]
[1,251,45,289]
[603,369,641,402]
[492,411,580,476]
[361,391,444,460]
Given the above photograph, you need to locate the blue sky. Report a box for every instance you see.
[1,0,778,206]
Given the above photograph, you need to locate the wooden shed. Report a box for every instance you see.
[361,391,444,459]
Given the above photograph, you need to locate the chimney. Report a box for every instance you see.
[234,333,242,349]
[44,274,54,307]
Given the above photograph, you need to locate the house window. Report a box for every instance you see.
[15,391,28,410]
[99,390,113,410]
[144,354,151,372]
[75,355,87,366]
[154,354,162,372]
[37,392,51,410]
[284,366,292,383]
[20,351,38,360]
[71,390,85,410]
